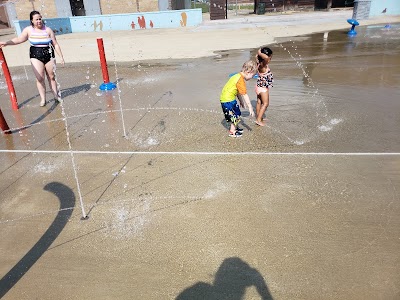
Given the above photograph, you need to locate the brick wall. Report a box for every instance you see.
[10,0,159,20]
[99,0,158,14]
[11,0,58,20]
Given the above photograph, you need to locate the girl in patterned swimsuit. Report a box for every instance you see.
[255,47,273,126]
[0,11,65,107]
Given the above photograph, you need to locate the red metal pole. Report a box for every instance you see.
[0,107,11,134]
[0,49,19,110]
[97,38,110,84]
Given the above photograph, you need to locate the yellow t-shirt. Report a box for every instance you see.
[220,73,247,103]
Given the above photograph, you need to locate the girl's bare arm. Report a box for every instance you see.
[257,49,270,61]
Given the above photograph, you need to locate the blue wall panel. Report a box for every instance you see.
[14,18,72,36]
[13,9,202,36]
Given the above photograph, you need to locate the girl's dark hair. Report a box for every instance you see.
[30,11,41,26]
[258,47,273,63]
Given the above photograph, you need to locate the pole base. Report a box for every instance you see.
[347,19,359,36]
[348,30,357,36]
[99,82,117,91]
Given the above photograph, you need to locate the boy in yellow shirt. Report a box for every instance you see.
[220,60,257,137]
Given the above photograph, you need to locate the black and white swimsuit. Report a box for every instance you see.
[28,26,54,64]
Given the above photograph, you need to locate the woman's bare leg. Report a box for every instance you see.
[45,60,61,102]
[30,58,46,106]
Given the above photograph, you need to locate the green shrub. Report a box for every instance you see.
[191,1,210,13]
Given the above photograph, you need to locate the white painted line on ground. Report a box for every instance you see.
[0,150,399,156]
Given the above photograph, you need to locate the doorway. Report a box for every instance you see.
[315,0,354,9]
[70,0,86,16]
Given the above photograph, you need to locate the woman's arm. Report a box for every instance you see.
[49,28,65,65]
[0,27,29,47]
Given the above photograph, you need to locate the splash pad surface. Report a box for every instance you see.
[1,21,400,299]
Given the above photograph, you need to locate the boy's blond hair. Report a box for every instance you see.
[241,60,257,73]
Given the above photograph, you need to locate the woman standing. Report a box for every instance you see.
[0,11,65,107]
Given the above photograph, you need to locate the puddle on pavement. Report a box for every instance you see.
[1,24,399,153]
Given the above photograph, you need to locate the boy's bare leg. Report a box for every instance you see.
[229,123,236,133]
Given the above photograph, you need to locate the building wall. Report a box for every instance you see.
[352,0,399,19]
[9,0,159,20]
[99,0,159,14]
[370,0,400,17]
[0,0,10,28]
[12,0,58,19]
[100,0,138,14]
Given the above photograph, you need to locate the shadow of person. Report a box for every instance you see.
[60,83,92,98]
[9,101,59,134]
[220,118,252,133]
[18,94,39,109]
[18,83,93,109]
[0,182,75,298]
[220,119,230,131]
[176,257,273,300]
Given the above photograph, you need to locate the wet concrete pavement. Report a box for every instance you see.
[1,14,400,300]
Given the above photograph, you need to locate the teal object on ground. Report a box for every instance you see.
[99,82,117,91]
[347,18,360,36]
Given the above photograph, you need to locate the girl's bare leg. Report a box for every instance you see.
[256,96,262,121]
[30,58,46,106]
[255,90,269,126]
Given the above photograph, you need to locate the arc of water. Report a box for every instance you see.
[49,43,87,219]
[250,21,335,143]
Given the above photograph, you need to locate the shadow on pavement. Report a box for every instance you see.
[176,257,273,300]
[0,182,75,298]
